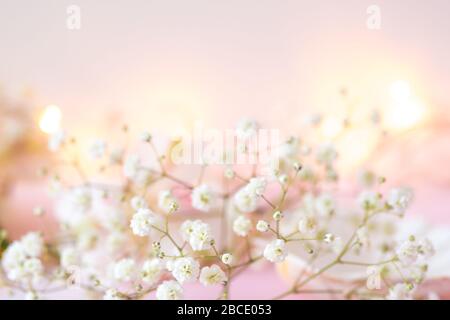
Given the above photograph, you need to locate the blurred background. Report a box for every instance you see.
[1,0,449,239]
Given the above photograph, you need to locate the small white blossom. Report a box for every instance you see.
[103,289,126,300]
[113,258,136,281]
[158,190,179,214]
[263,239,288,263]
[171,257,200,284]
[256,220,270,232]
[199,264,227,286]
[20,232,44,257]
[387,188,413,215]
[130,208,158,237]
[297,215,317,236]
[387,283,413,300]
[141,259,163,284]
[156,280,183,300]
[233,215,252,237]
[357,191,382,211]
[246,177,267,197]
[191,184,215,212]
[60,247,78,268]
[189,221,213,251]
[234,188,258,213]
[221,253,233,265]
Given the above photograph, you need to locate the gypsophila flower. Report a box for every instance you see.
[171,257,200,284]
[357,191,382,212]
[156,280,183,300]
[221,253,233,265]
[263,239,287,263]
[113,258,136,281]
[191,184,215,212]
[199,264,227,286]
[256,220,270,232]
[158,190,179,214]
[87,139,107,159]
[25,291,39,300]
[387,283,414,300]
[188,221,213,251]
[387,188,413,215]
[246,177,267,197]
[130,196,148,210]
[234,188,258,213]
[141,259,163,284]
[297,214,317,236]
[103,289,126,300]
[130,208,158,236]
[233,215,252,237]
[20,232,44,257]
[1,232,45,282]
[60,247,78,269]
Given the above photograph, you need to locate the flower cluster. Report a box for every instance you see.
[0,117,443,300]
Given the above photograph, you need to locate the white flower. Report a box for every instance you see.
[113,258,136,281]
[387,283,413,300]
[180,220,197,242]
[60,247,78,268]
[156,280,183,300]
[316,143,338,165]
[189,221,213,251]
[221,253,233,265]
[158,190,179,214]
[199,264,227,286]
[234,188,258,213]
[69,187,93,215]
[357,191,382,211]
[48,130,65,152]
[25,291,39,300]
[236,118,258,140]
[87,139,106,159]
[263,239,288,263]
[297,215,317,236]
[171,257,200,284]
[246,177,267,197]
[22,258,43,276]
[130,208,158,236]
[315,194,335,217]
[233,215,252,237]
[387,188,413,215]
[1,232,46,281]
[130,196,148,210]
[396,239,419,266]
[20,232,44,257]
[417,238,435,259]
[140,131,152,142]
[396,237,435,267]
[191,184,215,212]
[256,220,269,232]
[103,289,126,300]
[141,259,163,284]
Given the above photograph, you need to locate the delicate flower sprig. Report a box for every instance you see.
[0,117,439,300]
